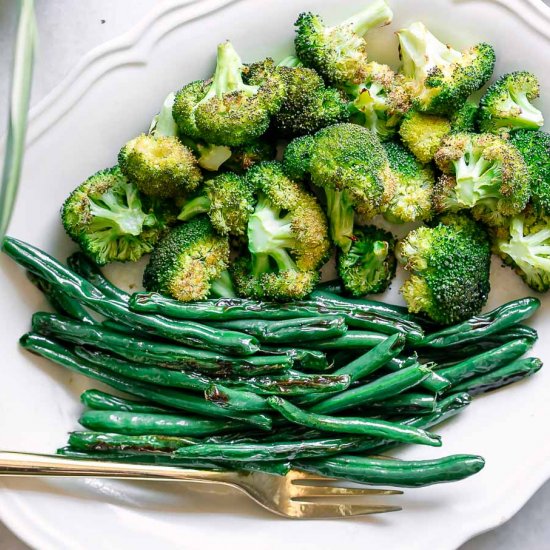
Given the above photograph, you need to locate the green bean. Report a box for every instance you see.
[207,316,348,343]
[267,397,441,447]
[363,393,437,415]
[67,252,130,303]
[301,331,387,350]
[220,371,350,395]
[81,389,174,414]
[294,454,485,487]
[26,271,96,324]
[2,237,259,355]
[20,333,272,430]
[204,385,269,412]
[309,364,432,415]
[386,356,450,393]
[32,313,292,376]
[296,334,405,407]
[439,338,534,387]
[259,346,330,372]
[79,410,246,436]
[419,297,541,348]
[452,357,542,396]
[130,291,423,341]
[309,290,425,343]
[174,437,367,461]
[100,319,152,338]
[57,447,291,476]
[68,431,198,452]
[75,347,212,392]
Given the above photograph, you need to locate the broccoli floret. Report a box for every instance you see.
[172,42,284,146]
[119,92,203,198]
[479,71,544,134]
[509,130,550,215]
[294,0,393,86]
[450,100,479,133]
[272,64,349,137]
[306,123,394,250]
[62,166,163,265]
[282,135,315,182]
[209,269,237,298]
[397,22,495,114]
[399,110,452,163]
[232,161,330,301]
[382,141,434,223]
[143,216,230,301]
[347,62,411,140]
[337,225,397,296]
[433,133,530,226]
[397,213,491,324]
[177,172,255,237]
[492,206,550,292]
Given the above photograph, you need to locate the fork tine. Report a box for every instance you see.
[289,470,339,483]
[293,486,403,497]
[292,502,402,517]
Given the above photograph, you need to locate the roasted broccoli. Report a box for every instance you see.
[272,62,349,137]
[61,166,163,265]
[118,92,202,198]
[231,161,330,301]
[397,213,491,324]
[347,62,411,140]
[143,216,230,301]
[305,123,395,250]
[450,100,479,133]
[433,133,530,226]
[177,172,255,237]
[337,225,397,296]
[492,206,550,292]
[479,71,544,134]
[382,141,434,224]
[397,22,495,114]
[399,110,452,163]
[294,0,393,86]
[509,130,550,215]
[172,42,284,146]
[281,135,315,182]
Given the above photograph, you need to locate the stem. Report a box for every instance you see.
[343,0,393,35]
[177,194,211,221]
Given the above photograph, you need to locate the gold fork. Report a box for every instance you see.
[0,451,402,518]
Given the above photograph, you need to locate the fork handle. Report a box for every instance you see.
[0,451,237,484]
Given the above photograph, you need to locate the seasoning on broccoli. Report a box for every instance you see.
[397,21,495,114]
[143,216,230,302]
[61,166,164,265]
[118,92,203,198]
[382,141,434,224]
[479,71,544,135]
[338,225,397,297]
[399,111,452,163]
[347,62,411,140]
[433,133,530,226]
[397,213,491,324]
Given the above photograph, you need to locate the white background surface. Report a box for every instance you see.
[0,1,548,548]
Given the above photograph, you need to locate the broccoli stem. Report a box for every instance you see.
[506,91,544,128]
[210,270,237,298]
[343,0,393,36]
[325,188,355,252]
[196,143,232,171]
[177,194,211,221]
[277,55,303,68]
[149,92,178,137]
[454,153,502,207]
[89,185,149,236]
[201,41,259,103]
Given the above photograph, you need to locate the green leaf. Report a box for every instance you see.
[0,0,37,239]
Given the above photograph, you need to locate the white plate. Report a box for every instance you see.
[1,0,549,548]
